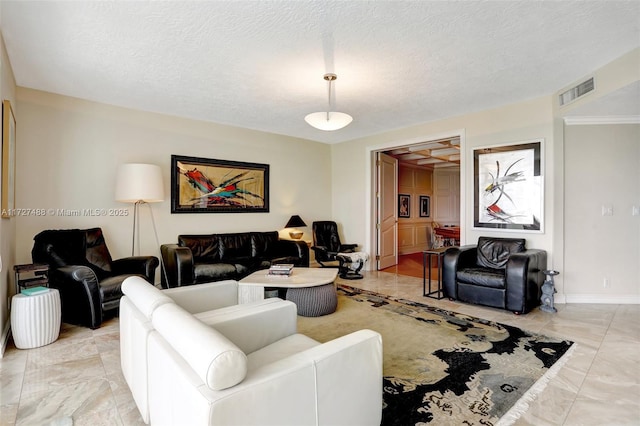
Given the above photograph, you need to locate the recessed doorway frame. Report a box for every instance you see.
[365,129,467,270]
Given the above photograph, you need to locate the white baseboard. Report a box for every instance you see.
[0,321,10,358]
[560,294,640,304]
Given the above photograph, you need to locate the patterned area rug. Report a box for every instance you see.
[297,285,575,426]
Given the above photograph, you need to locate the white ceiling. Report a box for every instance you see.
[1,1,638,144]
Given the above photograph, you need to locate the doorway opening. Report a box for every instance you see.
[368,131,465,273]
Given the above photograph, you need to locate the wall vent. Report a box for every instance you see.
[559,77,595,106]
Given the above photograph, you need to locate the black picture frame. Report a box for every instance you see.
[419,195,430,217]
[171,155,269,213]
[398,194,410,218]
[473,140,542,231]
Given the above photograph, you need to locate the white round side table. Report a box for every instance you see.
[11,288,61,349]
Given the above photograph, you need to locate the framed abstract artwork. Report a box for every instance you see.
[2,100,16,218]
[473,140,543,231]
[419,195,430,217]
[171,155,269,213]
[398,194,410,218]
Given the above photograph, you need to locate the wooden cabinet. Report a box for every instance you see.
[433,169,460,225]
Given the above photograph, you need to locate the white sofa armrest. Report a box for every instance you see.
[299,329,383,426]
[196,299,298,354]
[147,327,382,426]
[162,280,239,314]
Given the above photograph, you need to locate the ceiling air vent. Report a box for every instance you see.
[559,77,595,106]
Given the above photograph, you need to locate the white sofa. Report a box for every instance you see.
[120,277,293,423]
[120,276,383,425]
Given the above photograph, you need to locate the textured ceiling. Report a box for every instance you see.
[1,1,639,144]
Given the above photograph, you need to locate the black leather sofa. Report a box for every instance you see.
[31,228,159,329]
[160,231,309,288]
[442,236,546,314]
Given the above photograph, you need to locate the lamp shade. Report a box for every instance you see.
[115,163,164,203]
[285,215,307,228]
[304,111,353,131]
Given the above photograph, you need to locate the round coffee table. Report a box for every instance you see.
[239,268,338,317]
[286,282,337,317]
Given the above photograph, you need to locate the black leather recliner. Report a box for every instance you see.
[311,221,358,267]
[31,228,159,329]
[442,236,546,314]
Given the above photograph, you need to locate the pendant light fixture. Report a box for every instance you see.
[305,73,353,131]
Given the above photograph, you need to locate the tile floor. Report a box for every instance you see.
[1,270,639,425]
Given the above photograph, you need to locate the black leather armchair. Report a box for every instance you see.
[31,228,159,329]
[442,236,546,314]
[311,221,358,267]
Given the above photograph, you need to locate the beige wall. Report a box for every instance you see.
[331,49,639,303]
[564,123,639,302]
[332,95,555,267]
[14,89,332,268]
[0,29,17,353]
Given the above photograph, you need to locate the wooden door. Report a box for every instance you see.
[377,152,398,269]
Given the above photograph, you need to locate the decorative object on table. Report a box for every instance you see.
[298,285,575,426]
[304,73,353,131]
[419,195,430,217]
[1,99,16,218]
[442,236,547,314]
[20,286,50,296]
[473,140,543,231]
[540,269,559,313]
[336,251,369,280]
[31,227,159,329]
[268,264,294,276]
[284,215,307,239]
[311,221,358,267]
[433,225,460,247]
[398,194,410,218]
[115,163,164,256]
[171,154,269,213]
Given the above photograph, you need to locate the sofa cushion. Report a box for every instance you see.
[476,237,525,269]
[220,233,252,261]
[457,267,505,289]
[122,276,173,319]
[84,228,114,276]
[179,235,221,263]
[251,231,279,258]
[163,280,239,314]
[247,333,319,372]
[152,303,247,391]
[194,263,237,282]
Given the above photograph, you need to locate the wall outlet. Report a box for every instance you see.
[603,278,610,288]
[633,205,640,216]
[601,205,613,216]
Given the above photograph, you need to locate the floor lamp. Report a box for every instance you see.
[115,163,164,256]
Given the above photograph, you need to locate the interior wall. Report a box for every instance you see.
[0,27,17,355]
[564,123,639,302]
[14,88,333,272]
[332,49,639,303]
[332,95,555,272]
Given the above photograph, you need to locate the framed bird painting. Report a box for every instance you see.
[473,140,543,232]
[171,155,269,213]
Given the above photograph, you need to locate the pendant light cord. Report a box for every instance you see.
[326,78,332,121]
